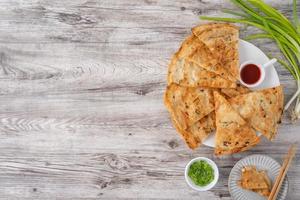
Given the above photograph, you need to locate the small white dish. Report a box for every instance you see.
[239,60,265,88]
[228,154,288,200]
[239,58,277,88]
[184,157,219,191]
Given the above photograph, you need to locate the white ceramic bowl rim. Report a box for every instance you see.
[184,157,219,191]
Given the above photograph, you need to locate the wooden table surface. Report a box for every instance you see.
[0,0,299,199]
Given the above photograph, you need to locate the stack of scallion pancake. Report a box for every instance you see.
[164,23,284,155]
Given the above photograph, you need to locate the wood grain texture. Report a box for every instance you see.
[0,0,299,199]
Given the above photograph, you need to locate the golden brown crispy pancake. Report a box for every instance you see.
[214,91,260,155]
[229,86,284,140]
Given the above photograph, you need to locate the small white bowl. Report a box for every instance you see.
[184,157,219,191]
[239,60,266,88]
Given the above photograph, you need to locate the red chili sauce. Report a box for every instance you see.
[240,64,261,85]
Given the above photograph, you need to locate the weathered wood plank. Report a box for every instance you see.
[0,0,298,199]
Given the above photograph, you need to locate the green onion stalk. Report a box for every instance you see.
[201,0,300,120]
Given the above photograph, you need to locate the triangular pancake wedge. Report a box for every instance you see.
[164,83,214,129]
[178,112,215,149]
[167,55,236,88]
[167,34,201,86]
[192,23,239,81]
[229,86,284,140]
[176,34,203,58]
[240,166,270,189]
[164,84,215,149]
[165,99,215,149]
[214,91,260,155]
[164,84,189,130]
[187,41,236,82]
[239,166,271,197]
[187,112,215,147]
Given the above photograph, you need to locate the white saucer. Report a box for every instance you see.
[228,155,288,200]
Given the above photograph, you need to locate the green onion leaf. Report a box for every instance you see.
[200,0,300,118]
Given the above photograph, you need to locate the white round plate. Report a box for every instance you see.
[203,39,280,147]
[228,155,288,200]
